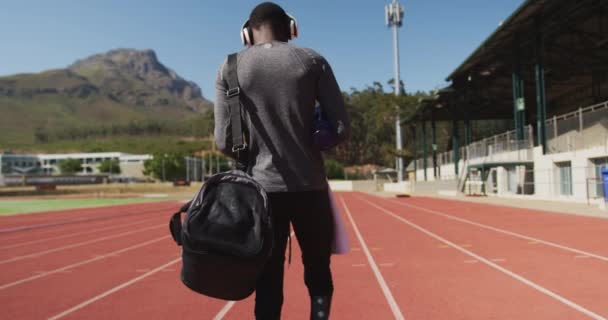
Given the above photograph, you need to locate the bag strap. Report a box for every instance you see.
[223,53,247,169]
[169,200,192,246]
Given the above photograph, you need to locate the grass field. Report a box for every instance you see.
[0,198,166,216]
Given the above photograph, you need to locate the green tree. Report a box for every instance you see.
[59,158,83,174]
[34,126,49,143]
[98,159,121,174]
[143,153,187,181]
[324,159,345,180]
[326,83,426,167]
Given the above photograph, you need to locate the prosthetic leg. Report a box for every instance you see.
[310,295,332,320]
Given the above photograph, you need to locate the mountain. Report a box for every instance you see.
[0,49,213,150]
[68,49,209,111]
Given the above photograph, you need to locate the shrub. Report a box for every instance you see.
[324,159,345,180]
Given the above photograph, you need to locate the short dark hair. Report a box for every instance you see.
[249,2,290,39]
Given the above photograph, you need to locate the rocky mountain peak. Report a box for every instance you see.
[68,48,209,111]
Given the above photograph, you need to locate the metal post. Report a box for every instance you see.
[216,154,220,173]
[579,107,583,132]
[422,121,427,181]
[431,116,437,178]
[411,125,417,176]
[453,120,460,176]
[512,34,526,141]
[186,157,190,182]
[553,115,558,139]
[161,156,165,182]
[202,157,206,181]
[464,119,471,146]
[208,153,213,175]
[535,17,548,154]
[386,0,405,182]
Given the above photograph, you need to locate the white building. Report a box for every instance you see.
[0,154,41,175]
[412,101,608,204]
[1,152,152,178]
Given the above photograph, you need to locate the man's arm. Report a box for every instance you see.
[213,62,237,158]
[316,57,351,144]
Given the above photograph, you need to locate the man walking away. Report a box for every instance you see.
[214,2,350,319]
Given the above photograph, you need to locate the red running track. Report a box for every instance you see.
[1,194,607,319]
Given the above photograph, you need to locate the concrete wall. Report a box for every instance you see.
[328,180,379,192]
[533,145,608,202]
[383,182,411,194]
[410,179,458,196]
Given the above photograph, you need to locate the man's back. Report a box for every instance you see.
[214,41,349,192]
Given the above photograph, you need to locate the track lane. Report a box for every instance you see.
[0,227,185,319]
[394,196,608,257]
[356,193,608,319]
[0,201,176,226]
[0,202,179,242]
[345,193,590,319]
[0,214,163,251]
[67,194,398,320]
[0,215,170,283]
[222,198,400,320]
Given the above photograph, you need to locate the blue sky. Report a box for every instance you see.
[0,0,523,101]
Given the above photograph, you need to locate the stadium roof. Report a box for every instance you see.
[405,0,608,125]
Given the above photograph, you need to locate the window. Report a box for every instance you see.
[556,162,573,196]
[591,157,608,198]
[507,167,518,193]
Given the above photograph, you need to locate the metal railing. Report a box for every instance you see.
[413,99,608,175]
[466,125,534,161]
[545,100,608,154]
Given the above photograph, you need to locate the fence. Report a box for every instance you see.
[414,126,533,179]
[412,100,608,178]
[466,125,534,161]
[546,100,608,154]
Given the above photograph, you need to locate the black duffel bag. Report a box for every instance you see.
[169,53,272,301]
[169,170,272,300]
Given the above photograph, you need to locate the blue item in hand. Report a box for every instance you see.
[313,104,338,151]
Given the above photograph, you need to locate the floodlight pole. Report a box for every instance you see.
[386,0,405,182]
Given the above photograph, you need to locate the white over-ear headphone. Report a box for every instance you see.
[240,13,298,47]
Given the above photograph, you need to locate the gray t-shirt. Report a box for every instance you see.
[214,41,350,192]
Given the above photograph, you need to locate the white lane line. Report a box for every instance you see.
[387,199,608,263]
[0,224,165,265]
[359,197,607,320]
[47,257,181,320]
[0,206,169,234]
[213,301,236,320]
[0,215,162,250]
[0,236,170,290]
[211,231,295,320]
[340,196,406,320]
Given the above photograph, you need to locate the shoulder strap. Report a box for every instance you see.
[223,54,247,165]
